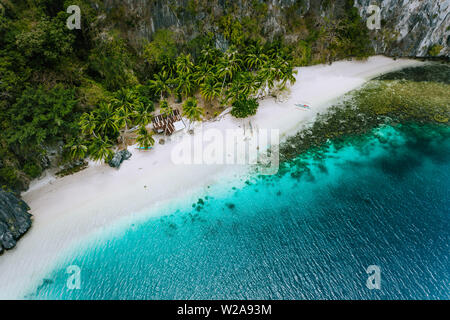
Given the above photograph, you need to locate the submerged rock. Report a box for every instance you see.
[108,150,132,169]
[0,190,32,254]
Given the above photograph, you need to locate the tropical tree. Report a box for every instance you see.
[200,76,222,101]
[263,56,297,91]
[143,29,177,71]
[182,97,204,130]
[65,138,88,161]
[218,48,243,94]
[175,53,195,75]
[199,47,221,65]
[93,102,120,138]
[224,72,260,105]
[136,125,155,149]
[245,44,268,71]
[258,58,282,91]
[116,105,134,147]
[88,136,114,163]
[79,112,98,138]
[280,60,297,88]
[237,72,258,96]
[173,72,196,99]
[230,96,259,118]
[317,16,346,63]
[149,71,172,100]
[194,62,215,85]
[111,88,137,112]
[218,63,234,94]
[160,100,173,117]
[160,58,177,78]
[133,101,154,127]
[245,52,268,71]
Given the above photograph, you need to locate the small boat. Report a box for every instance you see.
[295,103,311,109]
[135,147,153,151]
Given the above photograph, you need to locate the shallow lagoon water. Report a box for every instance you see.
[29,123,450,300]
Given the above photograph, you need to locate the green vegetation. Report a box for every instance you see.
[286,0,373,65]
[231,97,259,118]
[136,126,155,150]
[428,44,443,57]
[182,97,204,130]
[0,0,378,191]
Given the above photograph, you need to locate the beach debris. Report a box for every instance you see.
[108,150,132,169]
[56,160,88,177]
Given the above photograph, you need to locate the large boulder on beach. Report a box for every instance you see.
[0,190,32,254]
[108,150,132,169]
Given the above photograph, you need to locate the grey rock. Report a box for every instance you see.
[108,150,132,168]
[355,0,450,57]
[215,34,229,52]
[102,0,448,58]
[0,190,32,254]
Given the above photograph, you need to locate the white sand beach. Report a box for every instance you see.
[0,56,423,299]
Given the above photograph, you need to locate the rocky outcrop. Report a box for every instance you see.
[101,0,448,58]
[355,0,450,57]
[0,190,32,254]
[108,150,132,168]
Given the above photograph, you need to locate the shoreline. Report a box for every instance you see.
[0,56,423,299]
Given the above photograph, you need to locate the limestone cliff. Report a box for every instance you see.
[355,0,449,57]
[101,0,449,57]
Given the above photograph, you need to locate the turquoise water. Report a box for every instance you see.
[29,123,449,300]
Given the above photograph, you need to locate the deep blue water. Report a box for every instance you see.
[29,123,450,300]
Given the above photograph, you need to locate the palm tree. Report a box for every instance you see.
[245,53,268,71]
[194,62,215,85]
[200,47,220,65]
[236,72,258,97]
[225,75,256,106]
[161,57,177,78]
[160,100,173,117]
[258,59,281,91]
[182,97,203,130]
[200,76,222,101]
[175,53,195,75]
[65,138,88,161]
[136,125,155,149]
[173,72,196,99]
[224,72,258,105]
[88,136,114,163]
[218,48,243,95]
[149,71,172,100]
[111,88,137,112]
[133,101,154,127]
[117,105,135,147]
[93,102,120,138]
[280,60,297,88]
[79,112,98,138]
[218,63,234,95]
[256,55,297,97]
[245,44,268,71]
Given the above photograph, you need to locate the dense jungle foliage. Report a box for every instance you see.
[0,0,373,191]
